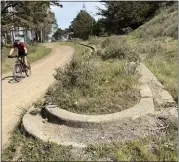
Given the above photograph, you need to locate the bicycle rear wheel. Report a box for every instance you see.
[13,63,22,82]
[25,61,31,77]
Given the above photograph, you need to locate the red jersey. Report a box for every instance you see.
[13,42,26,52]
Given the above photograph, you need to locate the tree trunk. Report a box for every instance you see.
[40,28,43,43]
[11,27,15,43]
[36,33,38,42]
[18,26,20,38]
[35,32,38,42]
[24,28,26,43]
[5,32,7,44]
[38,31,41,42]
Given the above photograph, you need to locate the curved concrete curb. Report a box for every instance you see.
[41,43,154,128]
[22,108,86,148]
[44,99,154,128]
[77,43,96,51]
[43,79,154,128]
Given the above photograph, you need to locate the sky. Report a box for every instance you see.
[51,1,106,30]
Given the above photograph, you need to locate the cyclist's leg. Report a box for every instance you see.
[22,56,25,65]
[23,52,29,70]
[21,56,28,71]
[20,52,28,68]
[18,52,26,70]
[24,56,29,67]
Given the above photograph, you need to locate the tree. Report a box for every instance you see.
[98,1,161,35]
[92,18,106,36]
[70,10,94,40]
[1,1,62,44]
[52,28,63,40]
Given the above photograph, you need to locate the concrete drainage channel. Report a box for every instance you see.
[22,43,176,148]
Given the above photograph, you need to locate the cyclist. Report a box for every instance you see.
[8,37,29,71]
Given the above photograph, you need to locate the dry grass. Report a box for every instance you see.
[85,118,178,161]
[122,3,178,102]
[45,42,140,114]
[123,36,178,102]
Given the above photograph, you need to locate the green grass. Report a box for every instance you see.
[125,3,178,101]
[122,36,178,102]
[120,4,178,102]
[2,43,52,74]
[45,41,140,114]
[144,39,178,102]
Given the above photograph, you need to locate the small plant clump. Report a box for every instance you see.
[95,37,140,62]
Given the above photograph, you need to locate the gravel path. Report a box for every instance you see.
[2,43,74,149]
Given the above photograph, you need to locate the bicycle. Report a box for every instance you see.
[8,55,31,82]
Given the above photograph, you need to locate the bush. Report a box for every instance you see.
[54,54,95,91]
[100,39,139,62]
[102,43,126,60]
[164,23,178,39]
[88,36,101,45]
[101,38,114,48]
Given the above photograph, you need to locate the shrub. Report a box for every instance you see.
[54,54,95,90]
[88,36,103,46]
[164,23,178,39]
[101,38,113,48]
[102,43,126,60]
[101,39,139,62]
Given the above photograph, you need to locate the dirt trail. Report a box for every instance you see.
[2,43,74,149]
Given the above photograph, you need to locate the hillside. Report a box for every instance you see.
[124,2,178,102]
[131,3,178,39]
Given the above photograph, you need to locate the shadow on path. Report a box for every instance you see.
[2,75,25,84]
[2,76,16,84]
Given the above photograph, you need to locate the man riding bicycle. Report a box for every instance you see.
[8,37,29,71]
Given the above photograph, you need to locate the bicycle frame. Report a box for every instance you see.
[12,56,25,68]
[16,56,24,63]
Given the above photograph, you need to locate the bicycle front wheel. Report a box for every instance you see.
[13,63,22,82]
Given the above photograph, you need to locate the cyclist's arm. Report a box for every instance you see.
[9,48,15,56]
[24,47,27,53]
